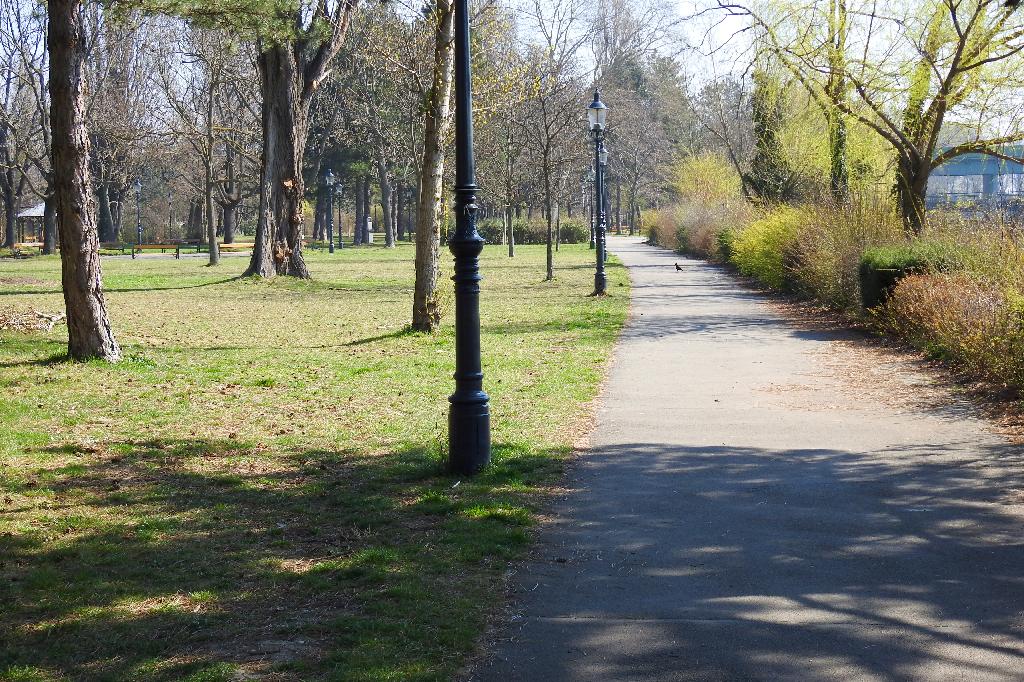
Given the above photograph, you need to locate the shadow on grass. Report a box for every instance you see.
[0,276,242,297]
[345,326,421,346]
[0,437,564,681]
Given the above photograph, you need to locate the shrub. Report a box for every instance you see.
[881,273,1024,388]
[477,218,505,244]
[790,198,903,312]
[475,217,586,246]
[859,240,963,309]
[729,206,801,289]
[558,218,589,244]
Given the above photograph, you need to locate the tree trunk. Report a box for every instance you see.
[43,193,57,254]
[615,180,622,234]
[396,182,405,241]
[48,0,120,362]
[506,203,514,257]
[246,44,310,279]
[2,193,14,247]
[363,175,373,243]
[223,203,236,244]
[377,158,395,248]
[412,0,455,332]
[97,182,115,242]
[205,157,219,265]
[895,157,928,235]
[544,164,553,280]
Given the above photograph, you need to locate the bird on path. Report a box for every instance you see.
[675,263,683,271]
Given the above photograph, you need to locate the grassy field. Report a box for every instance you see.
[0,243,629,682]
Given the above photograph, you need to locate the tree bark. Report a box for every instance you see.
[43,193,57,254]
[895,157,928,235]
[396,182,405,241]
[246,44,310,278]
[48,0,120,362]
[412,0,455,332]
[204,156,219,265]
[377,158,395,248]
[97,182,115,242]
[2,193,14,248]
[362,174,372,243]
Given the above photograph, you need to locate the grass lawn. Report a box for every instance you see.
[0,243,628,681]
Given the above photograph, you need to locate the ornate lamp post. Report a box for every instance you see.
[600,143,609,263]
[325,168,336,254]
[448,0,490,475]
[587,168,596,249]
[133,177,143,246]
[588,91,608,294]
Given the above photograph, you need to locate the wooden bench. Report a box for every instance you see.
[12,242,43,257]
[100,241,130,254]
[218,243,252,252]
[131,243,188,259]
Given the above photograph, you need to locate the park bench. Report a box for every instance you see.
[218,243,252,253]
[12,241,43,257]
[100,242,130,254]
[131,243,189,259]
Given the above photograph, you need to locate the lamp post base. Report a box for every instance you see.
[448,398,490,475]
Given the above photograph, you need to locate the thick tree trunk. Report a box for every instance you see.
[223,203,236,243]
[48,0,120,362]
[246,44,310,278]
[412,0,455,332]
[894,157,928,235]
[377,158,395,248]
[43,193,57,254]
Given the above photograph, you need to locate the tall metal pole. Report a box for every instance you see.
[593,135,607,295]
[326,177,335,254]
[448,0,490,475]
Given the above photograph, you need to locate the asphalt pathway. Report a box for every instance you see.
[472,236,1024,681]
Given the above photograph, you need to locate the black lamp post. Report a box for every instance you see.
[448,0,490,475]
[335,183,344,249]
[588,91,608,294]
[600,143,609,264]
[325,168,336,254]
[133,177,143,246]
[587,169,596,249]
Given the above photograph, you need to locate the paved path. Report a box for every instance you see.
[473,237,1024,681]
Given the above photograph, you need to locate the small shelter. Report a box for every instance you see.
[16,202,45,243]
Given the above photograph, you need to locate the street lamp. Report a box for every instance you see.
[133,177,143,246]
[600,143,609,263]
[588,90,608,295]
[448,0,490,475]
[325,168,336,254]
[586,168,596,249]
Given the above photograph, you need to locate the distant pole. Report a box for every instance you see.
[133,177,143,246]
[325,168,335,254]
[448,0,490,475]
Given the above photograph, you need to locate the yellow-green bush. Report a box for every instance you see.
[730,206,802,289]
[793,198,904,312]
[881,273,1024,388]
